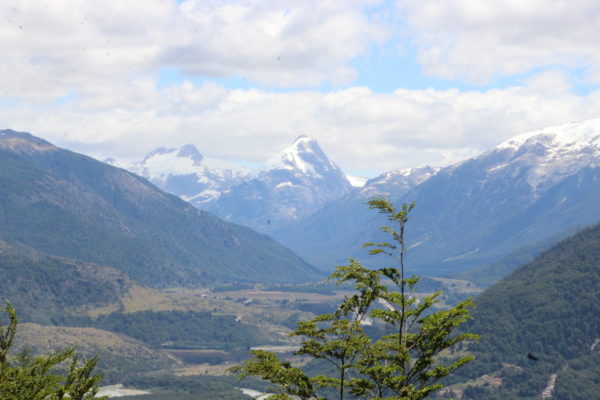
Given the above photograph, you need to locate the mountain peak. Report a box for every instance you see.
[177,144,203,163]
[117,143,249,208]
[480,118,600,191]
[142,146,174,163]
[212,135,352,232]
[0,129,57,154]
[497,118,600,151]
[141,144,204,167]
[289,134,318,151]
[294,135,312,143]
[259,136,334,176]
[359,166,438,197]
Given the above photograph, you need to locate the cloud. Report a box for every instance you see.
[4,77,600,175]
[168,0,387,87]
[0,0,386,100]
[3,1,600,177]
[399,0,600,84]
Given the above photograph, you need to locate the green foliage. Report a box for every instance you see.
[232,350,319,399]
[63,310,272,350]
[0,243,130,324]
[454,222,600,399]
[553,352,600,400]
[232,199,477,399]
[0,302,105,399]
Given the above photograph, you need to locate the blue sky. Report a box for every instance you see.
[2,0,600,177]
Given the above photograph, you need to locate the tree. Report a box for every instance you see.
[231,198,478,399]
[0,302,106,400]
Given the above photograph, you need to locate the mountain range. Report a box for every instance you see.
[107,144,250,208]
[113,136,354,234]
[277,119,600,276]
[4,123,600,398]
[0,129,321,287]
[108,118,600,281]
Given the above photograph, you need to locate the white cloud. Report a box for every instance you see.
[3,0,600,177]
[0,0,385,100]
[399,0,600,83]
[4,78,600,176]
[524,69,572,96]
[169,0,387,87]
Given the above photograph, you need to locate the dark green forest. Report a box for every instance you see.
[0,243,130,323]
[452,223,600,399]
[63,310,274,350]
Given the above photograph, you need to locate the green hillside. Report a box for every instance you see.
[0,129,322,286]
[451,223,600,399]
[11,323,178,383]
[0,241,132,324]
[62,309,281,350]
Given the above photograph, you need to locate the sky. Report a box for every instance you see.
[3,0,600,177]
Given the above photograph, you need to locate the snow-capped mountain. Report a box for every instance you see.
[491,119,600,193]
[208,136,353,233]
[273,165,439,268]
[358,166,439,198]
[107,144,250,208]
[275,119,600,275]
[107,137,353,233]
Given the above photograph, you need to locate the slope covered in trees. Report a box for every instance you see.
[454,222,600,399]
[63,310,276,350]
[0,241,132,324]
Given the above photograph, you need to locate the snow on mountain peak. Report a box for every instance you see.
[359,166,438,197]
[134,145,249,179]
[497,119,600,151]
[142,146,173,163]
[346,174,368,187]
[177,144,203,164]
[210,135,353,232]
[136,147,200,179]
[294,134,311,143]
[114,144,250,207]
[258,136,337,177]
[481,118,600,192]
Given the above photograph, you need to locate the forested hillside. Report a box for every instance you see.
[452,223,600,399]
[0,241,131,324]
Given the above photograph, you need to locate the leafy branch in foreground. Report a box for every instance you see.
[232,198,478,399]
[0,302,106,400]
